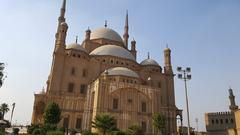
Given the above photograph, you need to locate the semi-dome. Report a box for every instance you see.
[90,45,135,61]
[140,58,160,66]
[66,43,88,53]
[104,67,139,78]
[90,27,123,43]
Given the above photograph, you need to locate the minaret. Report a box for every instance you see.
[229,88,238,112]
[54,0,67,53]
[123,11,129,48]
[85,28,91,41]
[164,45,173,74]
[130,39,137,60]
[48,0,68,94]
[57,0,66,34]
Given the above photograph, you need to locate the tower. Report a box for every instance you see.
[123,11,129,49]
[229,88,238,112]
[164,46,173,74]
[130,39,137,59]
[48,0,68,93]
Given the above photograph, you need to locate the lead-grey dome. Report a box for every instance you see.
[90,45,135,61]
[104,67,139,78]
[140,58,160,66]
[66,43,88,53]
[90,27,123,43]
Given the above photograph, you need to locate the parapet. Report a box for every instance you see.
[206,111,233,116]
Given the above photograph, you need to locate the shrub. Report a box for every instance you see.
[47,130,64,135]
[81,130,98,135]
[32,128,46,135]
[0,131,5,135]
[13,128,20,135]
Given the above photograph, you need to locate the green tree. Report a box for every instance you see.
[12,128,19,135]
[92,113,116,135]
[0,103,9,119]
[81,130,97,135]
[32,128,46,135]
[152,113,166,135]
[0,131,5,135]
[112,130,127,135]
[127,124,144,135]
[43,102,61,125]
[0,63,5,88]
[27,124,41,134]
[47,130,64,135]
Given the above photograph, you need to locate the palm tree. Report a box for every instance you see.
[92,113,116,135]
[0,103,9,120]
[152,113,166,135]
[127,124,144,135]
[0,63,5,88]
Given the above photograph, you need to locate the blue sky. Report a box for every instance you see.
[1,0,240,131]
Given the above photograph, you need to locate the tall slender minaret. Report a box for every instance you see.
[123,11,129,48]
[164,46,173,74]
[48,0,68,93]
[229,88,238,112]
[54,0,68,53]
[57,0,66,35]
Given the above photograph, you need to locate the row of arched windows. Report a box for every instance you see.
[211,118,234,125]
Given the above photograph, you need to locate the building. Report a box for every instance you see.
[31,0,182,134]
[235,110,240,135]
[205,88,239,135]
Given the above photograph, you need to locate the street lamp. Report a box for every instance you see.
[177,66,192,135]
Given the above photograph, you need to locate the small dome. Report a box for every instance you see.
[90,27,123,43]
[140,58,160,66]
[104,67,139,78]
[90,45,135,61]
[66,43,88,53]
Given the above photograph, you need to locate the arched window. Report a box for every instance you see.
[75,118,82,129]
[82,69,87,77]
[71,67,75,76]
[113,98,118,110]
[141,102,147,112]
[142,121,147,132]
[225,119,228,124]
[231,119,234,123]
[68,83,74,93]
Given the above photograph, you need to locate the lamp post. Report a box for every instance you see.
[177,67,192,135]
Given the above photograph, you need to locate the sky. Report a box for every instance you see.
[0,0,240,132]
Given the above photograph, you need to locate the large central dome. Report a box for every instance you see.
[90,27,123,43]
[90,45,135,61]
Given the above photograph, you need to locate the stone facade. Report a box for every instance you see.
[31,0,181,134]
[235,110,240,135]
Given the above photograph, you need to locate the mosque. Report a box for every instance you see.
[31,0,182,134]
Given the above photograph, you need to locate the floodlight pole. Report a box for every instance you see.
[177,67,191,135]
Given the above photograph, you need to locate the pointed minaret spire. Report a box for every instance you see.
[123,10,129,48]
[75,36,78,43]
[104,20,108,28]
[54,0,68,53]
[148,52,150,59]
[56,0,67,39]
[59,0,67,24]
